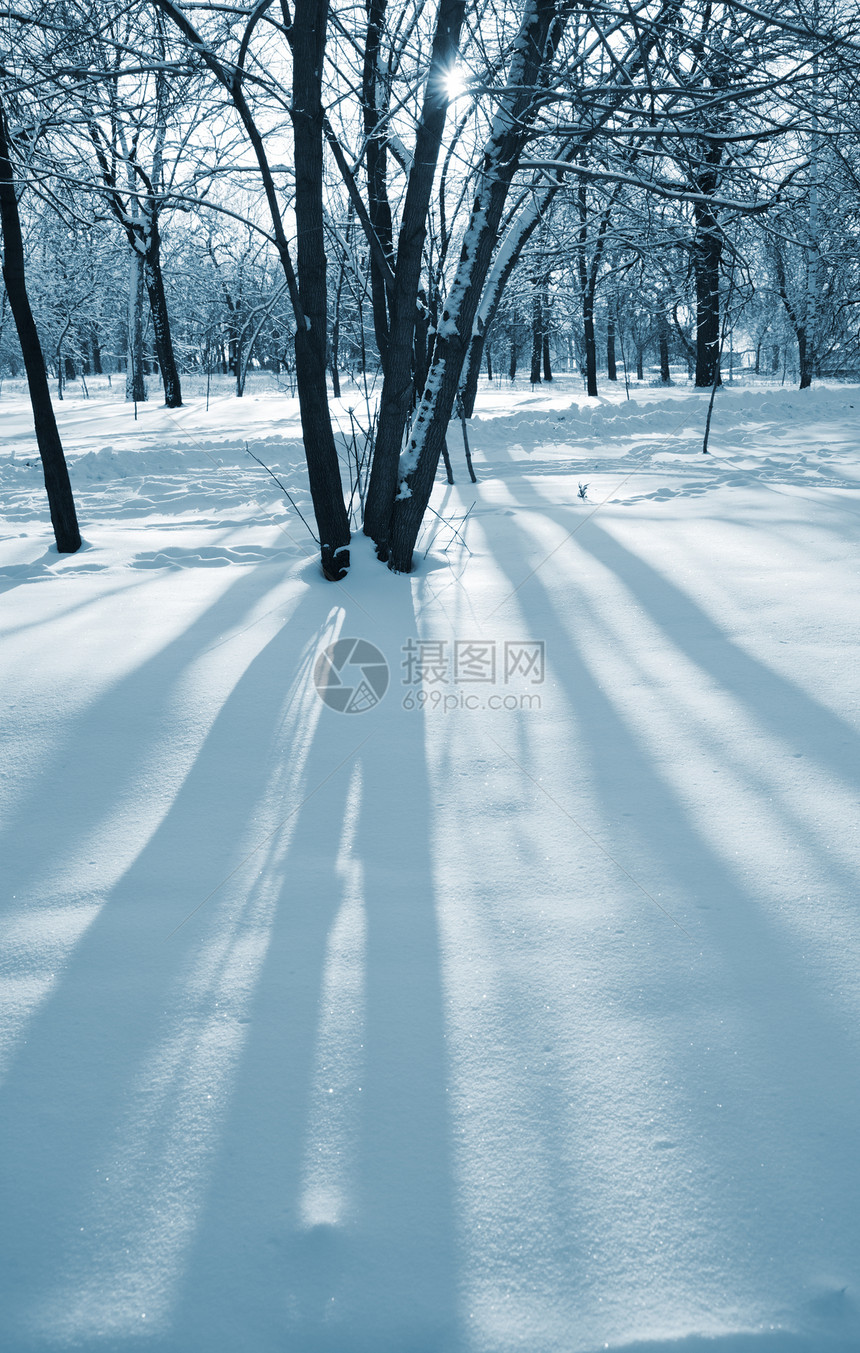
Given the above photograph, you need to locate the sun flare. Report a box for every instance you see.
[444,64,468,101]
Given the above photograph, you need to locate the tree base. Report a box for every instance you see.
[321,545,350,580]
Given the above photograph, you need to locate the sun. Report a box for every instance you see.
[444,64,468,101]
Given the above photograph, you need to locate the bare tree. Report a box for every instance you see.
[0,94,80,552]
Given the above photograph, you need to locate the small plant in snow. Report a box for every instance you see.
[578,482,589,499]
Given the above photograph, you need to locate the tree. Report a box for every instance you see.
[152,0,352,579]
[383,0,571,571]
[0,94,80,552]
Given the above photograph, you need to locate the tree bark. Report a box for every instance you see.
[658,310,671,383]
[126,247,147,402]
[0,99,80,552]
[692,143,724,389]
[460,199,549,415]
[530,284,542,383]
[461,324,486,415]
[362,0,393,371]
[362,0,468,549]
[692,205,722,387]
[330,233,348,399]
[582,297,598,396]
[292,0,351,578]
[542,284,552,380]
[772,242,813,390]
[509,328,519,380]
[143,209,182,406]
[387,0,568,572]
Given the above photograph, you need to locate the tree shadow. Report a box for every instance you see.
[577,518,860,786]
[471,506,860,1341]
[0,564,459,1352]
[165,583,458,1352]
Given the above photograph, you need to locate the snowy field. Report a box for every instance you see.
[1,374,859,1353]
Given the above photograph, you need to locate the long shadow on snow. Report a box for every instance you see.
[576,519,860,792]
[0,570,459,1353]
[164,578,459,1353]
[0,572,332,1332]
[482,512,860,1328]
[0,558,292,896]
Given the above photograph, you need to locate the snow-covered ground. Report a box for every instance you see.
[1,374,859,1353]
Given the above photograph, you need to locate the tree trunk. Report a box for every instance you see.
[330,238,347,399]
[542,281,552,379]
[126,248,147,402]
[461,324,486,416]
[362,0,468,550]
[658,310,671,383]
[772,242,814,392]
[413,289,431,403]
[583,296,598,396]
[154,0,349,579]
[576,173,600,398]
[292,0,351,578]
[387,0,568,572]
[692,198,723,388]
[460,196,550,416]
[607,307,617,380]
[797,327,812,389]
[330,329,341,398]
[530,285,542,383]
[0,99,80,553]
[455,10,662,420]
[362,0,393,372]
[143,211,182,407]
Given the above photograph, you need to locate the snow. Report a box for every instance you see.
[1,373,859,1353]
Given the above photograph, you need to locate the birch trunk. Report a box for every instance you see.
[362,0,468,549]
[387,0,569,571]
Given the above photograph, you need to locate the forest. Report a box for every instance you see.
[1,0,858,573]
[3,5,860,1351]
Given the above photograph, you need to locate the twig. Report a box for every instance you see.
[422,501,475,556]
[456,391,478,482]
[245,444,319,543]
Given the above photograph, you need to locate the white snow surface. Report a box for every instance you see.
[1,374,859,1353]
